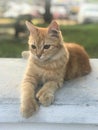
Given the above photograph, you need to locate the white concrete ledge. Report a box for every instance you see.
[0,58,98,129]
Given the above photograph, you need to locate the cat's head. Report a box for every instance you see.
[26,20,64,62]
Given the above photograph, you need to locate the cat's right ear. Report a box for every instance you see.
[25,21,37,34]
[48,20,60,38]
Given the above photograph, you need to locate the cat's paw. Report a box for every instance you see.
[21,51,30,59]
[20,99,39,118]
[36,89,54,106]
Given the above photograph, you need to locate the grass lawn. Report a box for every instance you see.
[60,24,98,58]
[0,35,28,58]
[0,21,98,58]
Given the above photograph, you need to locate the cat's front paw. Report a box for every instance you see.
[20,99,39,118]
[36,89,54,106]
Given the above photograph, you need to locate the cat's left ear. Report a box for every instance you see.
[25,21,38,34]
[48,20,60,37]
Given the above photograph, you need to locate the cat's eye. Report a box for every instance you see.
[31,45,36,49]
[44,45,50,49]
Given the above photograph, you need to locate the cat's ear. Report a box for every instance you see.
[48,20,60,37]
[25,21,37,33]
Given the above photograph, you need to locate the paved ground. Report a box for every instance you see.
[0,58,98,124]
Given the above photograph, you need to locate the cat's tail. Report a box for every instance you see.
[21,51,30,59]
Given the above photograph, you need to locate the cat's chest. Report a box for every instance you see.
[38,65,65,84]
[32,59,66,83]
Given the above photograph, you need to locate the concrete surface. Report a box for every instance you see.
[0,58,98,125]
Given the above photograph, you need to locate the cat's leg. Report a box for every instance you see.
[36,81,61,106]
[20,80,39,118]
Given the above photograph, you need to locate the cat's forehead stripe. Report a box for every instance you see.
[29,28,48,45]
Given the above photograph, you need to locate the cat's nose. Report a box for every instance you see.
[36,54,41,58]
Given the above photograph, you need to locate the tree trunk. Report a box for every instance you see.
[43,0,52,23]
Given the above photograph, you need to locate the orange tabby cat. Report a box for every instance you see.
[20,20,91,118]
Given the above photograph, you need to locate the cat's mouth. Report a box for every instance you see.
[32,54,53,63]
[32,55,45,61]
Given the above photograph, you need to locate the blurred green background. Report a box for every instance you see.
[0,18,98,58]
[0,0,98,58]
